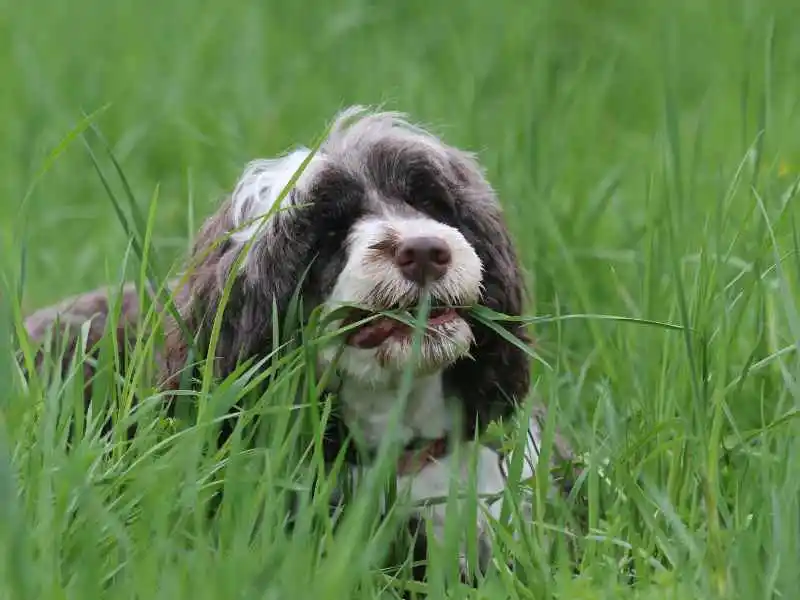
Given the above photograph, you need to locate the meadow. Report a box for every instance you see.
[2,0,800,597]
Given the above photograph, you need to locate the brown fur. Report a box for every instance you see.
[23,283,144,400]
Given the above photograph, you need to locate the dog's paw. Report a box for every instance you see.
[461,517,498,583]
[413,502,498,585]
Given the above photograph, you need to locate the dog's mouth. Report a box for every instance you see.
[342,304,462,350]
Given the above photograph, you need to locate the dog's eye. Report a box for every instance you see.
[306,167,366,224]
[405,169,455,221]
[311,169,365,206]
[309,193,364,252]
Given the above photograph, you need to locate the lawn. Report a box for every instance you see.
[2,0,800,597]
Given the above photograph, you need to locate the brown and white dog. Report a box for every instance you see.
[21,106,577,580]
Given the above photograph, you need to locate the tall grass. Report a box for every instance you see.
[3,0,800,597]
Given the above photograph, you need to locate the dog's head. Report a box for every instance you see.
[161,106,531,436]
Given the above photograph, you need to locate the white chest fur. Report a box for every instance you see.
[338,372,453,448]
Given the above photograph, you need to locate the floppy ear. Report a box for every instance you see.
[160,158,319,392]
[441,149,532,438]
[160,199,239,391]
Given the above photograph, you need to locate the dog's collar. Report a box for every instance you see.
[352,435,450,476]
[396,436,449,476]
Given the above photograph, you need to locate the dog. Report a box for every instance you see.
[21,106,578,583]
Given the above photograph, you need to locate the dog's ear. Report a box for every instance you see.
[160,155,319,391]
[160,200,238,391]
[441,149,532,438]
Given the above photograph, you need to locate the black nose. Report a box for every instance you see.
[394,236,452,284]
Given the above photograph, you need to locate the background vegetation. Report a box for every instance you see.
[1,0,799,597]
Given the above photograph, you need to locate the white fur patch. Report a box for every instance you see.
[229,148,321,247]
[520,414,542,478]
[338,372,453,448]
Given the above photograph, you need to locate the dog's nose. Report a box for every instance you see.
[394,236,452,284]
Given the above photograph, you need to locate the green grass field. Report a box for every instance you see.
[2,0,800,597]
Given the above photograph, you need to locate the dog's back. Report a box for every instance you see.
[22,283,154,401]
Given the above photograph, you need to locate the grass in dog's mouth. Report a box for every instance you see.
[338,302,464,349]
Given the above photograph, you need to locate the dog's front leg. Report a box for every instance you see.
[398,444,510,582]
